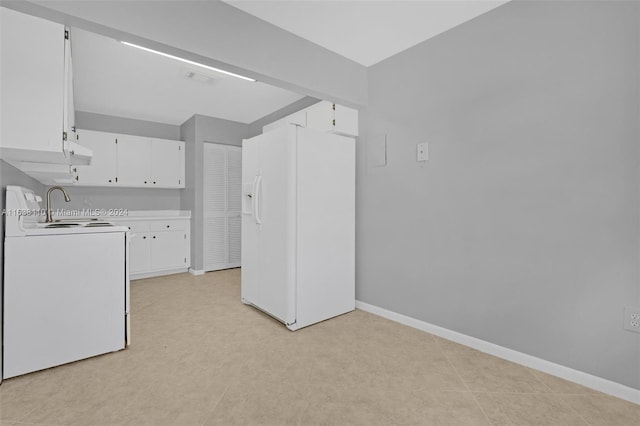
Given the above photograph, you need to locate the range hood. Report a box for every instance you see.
[0,141,92,166]
[4,160,78,185]
[64,141,93,165]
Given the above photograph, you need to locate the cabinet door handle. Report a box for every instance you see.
[144,181,147,184]
[108,179,112,183]
[142,236,146,239]
[166,225,170,228]
[153,181,157,184]
[152,236,156,239]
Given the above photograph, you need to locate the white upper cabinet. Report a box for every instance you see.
[262,110,307,133]
[1,7,63,156]
[305,102,334,133]
[306,101,359,137]
[262,101,358,137]
[0,8,91,165]
[75,130,118,185]
[117,135,152,186]
[63,30,76,145]
[150,138,185,187]
[75,129,185,188]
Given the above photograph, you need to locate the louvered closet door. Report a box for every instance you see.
[203,143,242,271]
[227,147,242,267]
[203,143,228,271]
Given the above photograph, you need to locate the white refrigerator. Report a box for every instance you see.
[241,124,355,330]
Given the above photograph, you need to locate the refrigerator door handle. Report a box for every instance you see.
[255,175,264,226]
[251,175,259,222]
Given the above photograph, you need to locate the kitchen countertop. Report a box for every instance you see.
[16,224,129,236]
[106,210,192,220]
[54,210,192,221]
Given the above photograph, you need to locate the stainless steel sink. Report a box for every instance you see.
[42,221,114,229]
[53,218,99,223]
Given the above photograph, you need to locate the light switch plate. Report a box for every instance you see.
[417,142,428,162]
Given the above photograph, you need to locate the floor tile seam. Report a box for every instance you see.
[527,368,557,394]
[468,391,498,426]
[296,361,319,426]
[448,350,570,396]
[9,399,53,425]
[551,394,595,426]
[199,383,231,426]
[0,414,27,424]
[438,344,472,393]
[438,343,496,426]
[422,330,439,346]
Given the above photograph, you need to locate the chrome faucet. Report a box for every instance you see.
[45,186,71,223]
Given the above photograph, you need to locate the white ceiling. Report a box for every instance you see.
[224,0,509,67]
[72,1,509,125]
[72,28,305,126]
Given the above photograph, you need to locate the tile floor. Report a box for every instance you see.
[0,269,638,426]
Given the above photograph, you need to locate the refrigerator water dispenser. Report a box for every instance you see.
[242,183,254,215]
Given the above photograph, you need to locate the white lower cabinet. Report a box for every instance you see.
[128,224,151,274]
[111,215,190,279]
[149,228,188,271]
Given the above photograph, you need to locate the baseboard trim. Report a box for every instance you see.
[188,268,205,276]
[355,300,640,405]
[131,268,189,280]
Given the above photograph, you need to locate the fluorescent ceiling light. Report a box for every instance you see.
[120,41,257,82]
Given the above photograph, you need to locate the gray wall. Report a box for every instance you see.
[181,114,253,271]
[180,116,197,270]
[359,0,640,390]
[197,115,253,148]
[9,0,367,107]
[68,111,182,211]
[76,111,181,140]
